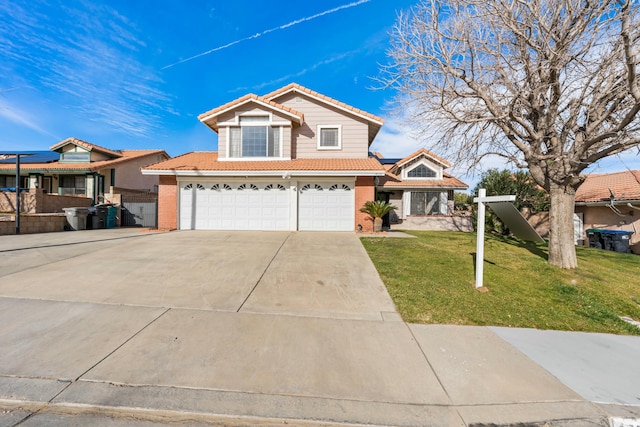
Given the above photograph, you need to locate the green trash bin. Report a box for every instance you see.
[106,206,117,228]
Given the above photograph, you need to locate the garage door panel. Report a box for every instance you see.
[180,182,290,231]
[298,182,354,231]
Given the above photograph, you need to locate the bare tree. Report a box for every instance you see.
[381,0,640,268]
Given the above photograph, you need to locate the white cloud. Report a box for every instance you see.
[0,0,172,140]
[370,117,422,158]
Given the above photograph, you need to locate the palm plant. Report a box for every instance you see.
[360,200,397,232]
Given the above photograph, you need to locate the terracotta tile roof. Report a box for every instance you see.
[263,83,384,125]
[0,150,167,173]
[50,137,123,158]
[396,148,451,169]
[142,151,385,173]
[379,170,468,189]
[197,94,304,132]
[576,170,640,203]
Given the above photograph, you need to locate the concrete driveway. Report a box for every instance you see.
[0,229,396,319]
[0,229,637,426]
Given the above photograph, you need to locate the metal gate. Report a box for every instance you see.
[121,194,157,227]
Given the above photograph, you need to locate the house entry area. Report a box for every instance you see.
[179,180,355,232]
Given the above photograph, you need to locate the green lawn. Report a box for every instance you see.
[361,231,640,335]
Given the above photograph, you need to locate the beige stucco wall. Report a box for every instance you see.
[100,153,166,192]
[575,205,639,254]
[214,95,370,160]
[275,92,370,159]
[386,191,403,222]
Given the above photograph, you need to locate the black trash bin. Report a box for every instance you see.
[93,205,109,229]
[86,206,96,230]
[585,228,604,249]
[600,230,634,253]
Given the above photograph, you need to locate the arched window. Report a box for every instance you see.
[408,164,436,178]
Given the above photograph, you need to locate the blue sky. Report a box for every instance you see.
[1,0,638,189]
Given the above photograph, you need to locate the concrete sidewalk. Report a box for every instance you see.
[0,230,638,426]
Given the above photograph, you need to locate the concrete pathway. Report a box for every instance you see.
[0,230,638,426]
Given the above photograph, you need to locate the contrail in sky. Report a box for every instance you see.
[162,0,371,70]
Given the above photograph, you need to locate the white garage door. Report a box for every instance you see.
[180,182,290,230]
[298,182,354,231]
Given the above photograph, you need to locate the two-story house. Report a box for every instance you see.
[143,83,386,232]
[0,138,168,204]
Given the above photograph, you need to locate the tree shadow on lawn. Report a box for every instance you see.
[474,233,549,264]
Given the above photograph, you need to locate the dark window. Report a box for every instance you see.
[60,175,86,195]
[410,191,441,215]
[408,164,436,178]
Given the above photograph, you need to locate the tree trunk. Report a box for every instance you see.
[373,217,383,232]
[548,185,578,269]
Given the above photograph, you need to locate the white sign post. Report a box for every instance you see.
[473,189,516,289]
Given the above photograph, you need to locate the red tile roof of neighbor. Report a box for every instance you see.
[379,170,468,189]
[0,150,167,172]
[143,152,385,172]
[50,137,123,158]
[576,170,640,203]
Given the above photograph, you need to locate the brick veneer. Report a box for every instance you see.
[0,214,67,235]
[0,189,90,213]
[355,176,375,232]
[158,175,177,230]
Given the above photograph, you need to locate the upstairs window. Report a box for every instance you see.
[229,116,281,158]
[407,164,437,178]
[317,125,341,150]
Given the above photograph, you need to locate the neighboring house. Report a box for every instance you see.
[575,170,640,254]
[143,83,386,232]
[0,138,169,205]
[374,149,470,230]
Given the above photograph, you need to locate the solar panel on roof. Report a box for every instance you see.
[377,158,402,165]
[0,151,59,164]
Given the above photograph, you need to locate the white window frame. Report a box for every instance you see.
[402,159,442,180]
[225,114,284,160]
[409,191,444,215]
[317,125,342,150]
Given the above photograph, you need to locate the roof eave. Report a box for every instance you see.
[198,98,304,128]
[266,85,384,127]
[142,169,385,177]
[575,199,640,206]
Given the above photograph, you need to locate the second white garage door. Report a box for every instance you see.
[298,182,354,231]
[180,182,290,230]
